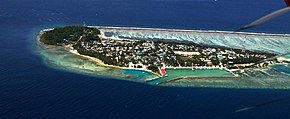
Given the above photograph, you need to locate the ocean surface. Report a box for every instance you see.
[1,0,290,118]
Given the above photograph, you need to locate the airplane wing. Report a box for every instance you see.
[285,0,290,7]
[236,0,290,32]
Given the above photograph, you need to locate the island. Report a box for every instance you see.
[38,26,290,88]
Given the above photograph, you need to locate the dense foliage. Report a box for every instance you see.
[40,26,101,45]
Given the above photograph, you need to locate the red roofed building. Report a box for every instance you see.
[159,67,167,76]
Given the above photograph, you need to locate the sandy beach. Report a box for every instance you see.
[66,46,163,77]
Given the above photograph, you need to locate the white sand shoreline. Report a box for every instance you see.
[66,45,162,77]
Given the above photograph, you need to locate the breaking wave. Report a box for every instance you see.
[96,26,290,54]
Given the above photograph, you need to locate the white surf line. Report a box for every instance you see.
[92,26,290,37]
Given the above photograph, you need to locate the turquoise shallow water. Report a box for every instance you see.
[122,70,156,81]
[148,69,233,85]
[163,65,290,88]
[270,65,290,76]
[37,44,158,82]
[283,54,290,58]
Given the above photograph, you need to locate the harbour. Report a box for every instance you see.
[146,68,236,85]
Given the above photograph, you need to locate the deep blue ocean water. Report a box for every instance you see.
[1,0,290,118]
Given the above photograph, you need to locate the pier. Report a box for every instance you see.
[146,68,237,85]
[156,76,239,85]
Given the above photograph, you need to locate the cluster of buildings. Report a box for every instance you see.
[78,38,271,69]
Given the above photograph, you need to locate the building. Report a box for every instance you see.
[173,51,201,56]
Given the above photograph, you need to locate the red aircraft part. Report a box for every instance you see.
[285,0,290,7]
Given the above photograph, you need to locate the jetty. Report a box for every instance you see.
[156,76,239,85]
[146,67,238,85]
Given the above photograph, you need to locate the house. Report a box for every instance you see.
[173,51,201,56]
